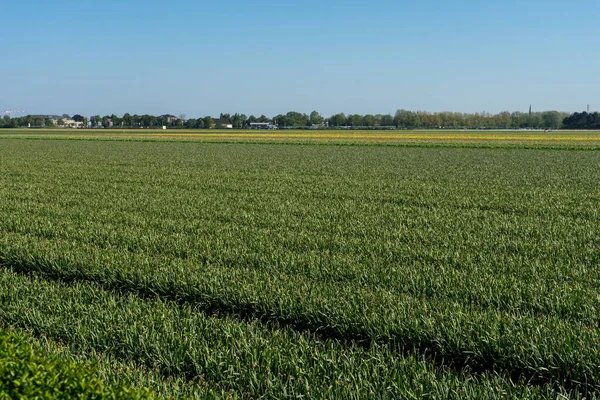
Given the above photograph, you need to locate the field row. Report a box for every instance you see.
[2,128,600,148]
[0,268,576,399]
[2,230,600,392]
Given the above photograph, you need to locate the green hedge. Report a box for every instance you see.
[0,327,153,399]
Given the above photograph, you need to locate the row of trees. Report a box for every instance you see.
[562,112,600,130]
[204,110,583,130]
[74,113,272,129]
[1,110,597,130]
[391,110,567,129]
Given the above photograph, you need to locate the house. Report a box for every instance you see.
[159,114,180,123]
[250,122,277,130]
[59,119,83,128]
[213,118,233,129]
[310,122,328,129]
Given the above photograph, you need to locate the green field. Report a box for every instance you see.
[1,135,600,398]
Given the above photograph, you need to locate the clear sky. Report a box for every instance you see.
[1,0,598,118]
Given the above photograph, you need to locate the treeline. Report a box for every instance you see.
[562,112,600,130]
[1,110,599,129]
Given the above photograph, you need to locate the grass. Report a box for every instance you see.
[1,137,599,398]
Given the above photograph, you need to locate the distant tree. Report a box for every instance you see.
[496,111,511,128]
[273,114,284,127]
[90,115,101,127]
[44,119,55,127]
[590,112,600,129]
[34,117,44,126]
[2,115,15,128]
[329,113,347,127]
[527,113,543,129]
[394,109,421,128]
[379,114,394,126]
[179,114,186,120]
[510,111,526,128]
[239,114,248,128]
[309,110,323,125]
[283,111,309,127]
[110,114,121,127]
[62,114,70,119]
[185,118,197,128]
[430,113,443,128]
[10,116,23,127]
[196,118,205,129]
[248,115,258,124]
[362,114,376,127]
[57,119,65,126]
[541,111,562,129]
[562,111,599,129]
[72,114,85,122]
[122,113,132,127]
[231,113,242,128]
[139,114,158,128]
[348,114,363,126]
[258,115,270,123]
[220,113,231,120]
[203,116,214,129]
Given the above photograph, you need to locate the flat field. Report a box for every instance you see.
[2,128,600,148]
[1,134,600,398]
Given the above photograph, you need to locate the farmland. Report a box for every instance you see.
[2,128,600,148]
[1,134,600,398]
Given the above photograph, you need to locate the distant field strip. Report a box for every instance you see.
[2,128,600,148]
[1,138,600,398]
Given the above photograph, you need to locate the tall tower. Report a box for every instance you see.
[529,105,532,115]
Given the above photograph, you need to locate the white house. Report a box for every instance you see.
[213,118,233,129]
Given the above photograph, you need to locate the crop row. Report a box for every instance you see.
[2,232,599,392]
[0,268,577,399]
[3,129,600,150]
[2,197,598,323]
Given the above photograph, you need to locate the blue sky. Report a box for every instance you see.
[1,0,598,118]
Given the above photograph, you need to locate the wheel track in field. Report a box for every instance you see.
[0,254,598,395]
[0,225,598,326]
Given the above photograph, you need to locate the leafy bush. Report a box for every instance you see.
[0,328,153,399]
